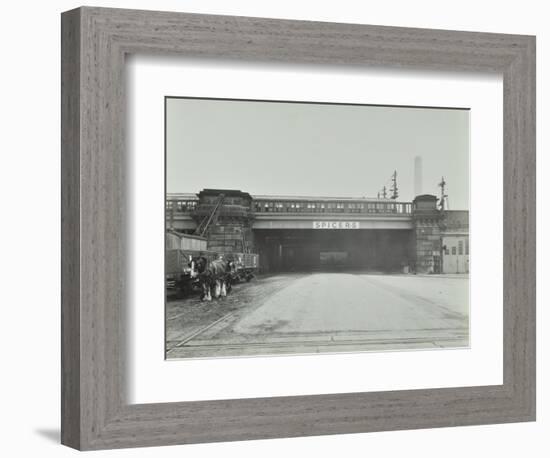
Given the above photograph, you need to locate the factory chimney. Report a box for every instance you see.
[414,156,423,197]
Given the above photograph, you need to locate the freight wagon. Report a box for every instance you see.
[165,231,259,298]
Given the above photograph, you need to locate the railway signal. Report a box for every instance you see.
[390,170,399,200]
[377,170,398,200]
[438,176,448,210]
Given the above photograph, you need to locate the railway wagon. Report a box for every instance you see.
[165,248,214,297]
[223,252,259,283]
[165,231,259,298]
[166,231,208,297]
[166,250,259,298]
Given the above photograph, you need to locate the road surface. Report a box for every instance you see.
[166,272,469,359]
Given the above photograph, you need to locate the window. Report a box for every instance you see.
[451,246,457,255]
[465,238,469,255]
[458,240,463,255]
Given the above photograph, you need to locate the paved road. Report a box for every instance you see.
[166,272,469,359]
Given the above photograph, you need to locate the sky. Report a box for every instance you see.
[166,97,470,210]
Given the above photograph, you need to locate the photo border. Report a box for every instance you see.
[163,94,471,361]
[61,7,535,450]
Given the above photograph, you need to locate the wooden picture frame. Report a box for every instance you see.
[61,6,536,450]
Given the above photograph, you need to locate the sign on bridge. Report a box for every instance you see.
[313,221,360,229]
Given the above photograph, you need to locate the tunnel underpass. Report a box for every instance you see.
[254,229,414,273]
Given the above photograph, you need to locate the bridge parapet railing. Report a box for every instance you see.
[194,203,254,219]
[166,198,199,214]
[167,197,412,216]
[166,199,254,219]
[253,199,412,215]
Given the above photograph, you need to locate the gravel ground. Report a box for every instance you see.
[165,274,306,351]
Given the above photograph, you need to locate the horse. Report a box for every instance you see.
[189,256,233,301]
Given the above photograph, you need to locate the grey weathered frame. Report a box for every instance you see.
[61,6,536,451]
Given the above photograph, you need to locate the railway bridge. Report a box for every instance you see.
[167,189,468,274]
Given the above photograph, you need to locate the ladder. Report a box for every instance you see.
[194,194,225,237]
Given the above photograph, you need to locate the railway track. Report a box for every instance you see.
[166,310,239,354]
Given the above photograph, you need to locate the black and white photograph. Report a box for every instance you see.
[165,97,470,359]
[2,0,542,454]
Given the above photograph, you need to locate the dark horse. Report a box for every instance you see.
[189,256,234,301]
